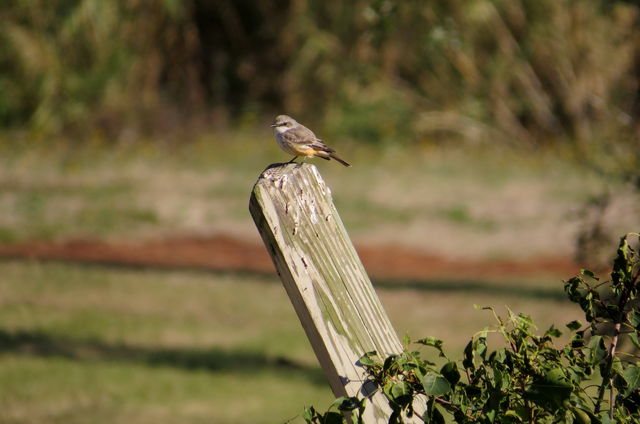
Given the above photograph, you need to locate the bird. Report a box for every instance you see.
[270,115,351,167]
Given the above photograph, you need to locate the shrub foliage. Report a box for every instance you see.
[304,233,640,423]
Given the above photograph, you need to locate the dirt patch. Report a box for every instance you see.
[0,235,582,280]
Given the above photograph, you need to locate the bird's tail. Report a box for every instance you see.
[329,153,351,167]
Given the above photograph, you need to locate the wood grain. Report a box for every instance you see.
[250,163,420,422]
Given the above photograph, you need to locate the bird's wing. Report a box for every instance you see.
[282,126,318,146]
[283,125,337,153]
[308,142,335,153]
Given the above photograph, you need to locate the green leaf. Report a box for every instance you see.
[572,407,592,424]
[566,320,582,331]
[490,348,507,364]
[475,336,487,359]
[463,340,474,370]
[422,404,446,424]
[514,313,534,331]
[630,310,640,330]
[564,276,583,302]
[357,351,377,367]
[611,235,633,289]
[440,361,460,386]
[302,406,316,422]
[598,412,617,424]
[323,411,344,424]
[387,381,412,407]
[493,368,505,390]
[416,337,443,350]
[580,269,596,278]
[622,364,640,397]
[422,373,451,396]
[391,381,410,398]
[545,324,562,338]
[476,305,498,313]
[570,331,585,349]
[402,333,411,347]
[504,410,522,421]
[544,367,572,387]
[333,396,360,411]
[630,332,640,350]
[526,368,573,409]
[588,335,607,365]
[383,381,394,399]
[383,354,398,373]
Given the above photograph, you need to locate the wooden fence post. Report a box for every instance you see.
[249,163,421,422]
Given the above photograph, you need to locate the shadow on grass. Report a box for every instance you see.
[0,258,568,302]
[0,329,327,385]
[372,278,567,301]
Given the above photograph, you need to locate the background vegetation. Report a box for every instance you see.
[1,1,640,423]
[1,1,639,152]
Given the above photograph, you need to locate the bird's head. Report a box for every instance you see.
[271,115,297,130]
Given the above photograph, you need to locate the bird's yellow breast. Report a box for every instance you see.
[276,135,316,157]
[289,145,316,157]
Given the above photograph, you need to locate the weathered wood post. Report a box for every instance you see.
[249,163,420,422]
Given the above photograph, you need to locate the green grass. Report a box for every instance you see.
[0,135,635,422]
[0,260,585,423]
[0,356,330,424]
[0,135,629,260]
[0,261,334,424]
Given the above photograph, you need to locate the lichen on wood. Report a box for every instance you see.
[250,163,419,422]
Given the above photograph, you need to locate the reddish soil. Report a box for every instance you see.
[0,235,582,280]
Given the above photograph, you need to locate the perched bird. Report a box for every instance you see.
[271,115,350,167]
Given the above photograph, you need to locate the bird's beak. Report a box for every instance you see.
[270,123,278,127]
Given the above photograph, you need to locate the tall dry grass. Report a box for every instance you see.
[0,0,638,153]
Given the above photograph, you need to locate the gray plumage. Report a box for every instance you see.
[271,115,350,167]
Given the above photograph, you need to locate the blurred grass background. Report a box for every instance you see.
[1,0,640,423]
[2,0,639,153]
